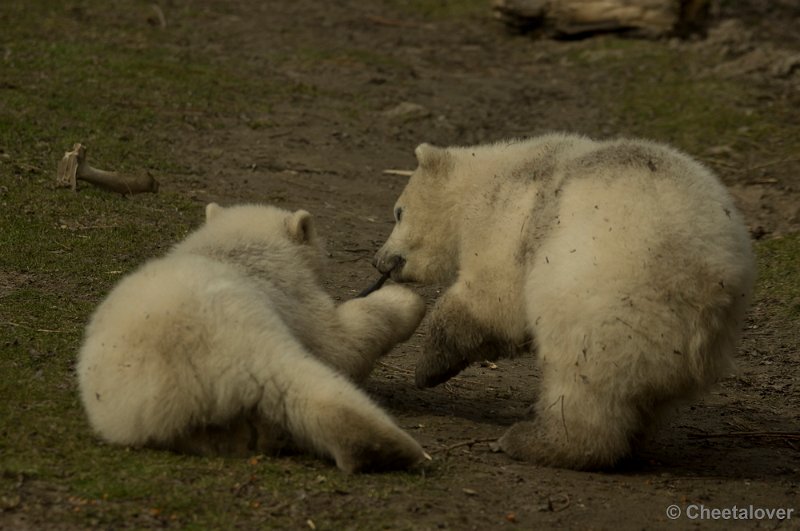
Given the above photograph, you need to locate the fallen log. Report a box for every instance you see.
[56,143,159,195]
[492,0,711,38]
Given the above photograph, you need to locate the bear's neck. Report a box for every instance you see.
[445,161,541,343]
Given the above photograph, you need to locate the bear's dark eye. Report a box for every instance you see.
[394,207,403,223]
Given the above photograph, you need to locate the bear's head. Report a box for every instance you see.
[204,202,318,246]
[178,203,324,274]
[373,143,460,285]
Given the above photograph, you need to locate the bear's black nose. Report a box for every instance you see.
[374,253,403,275]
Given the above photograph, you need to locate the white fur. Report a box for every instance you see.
[78,203,427,473]
[375,134,755,469]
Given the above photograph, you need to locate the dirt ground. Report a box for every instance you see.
[161,0,799,529]
[6,0,799,529]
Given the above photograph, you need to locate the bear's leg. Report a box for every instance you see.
[498,371,641,469]
[416,289,520,388]
[500,302,701,469]
[253,341,426,473]
[321,285,425,382]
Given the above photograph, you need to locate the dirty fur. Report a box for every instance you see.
[374,133,755,470]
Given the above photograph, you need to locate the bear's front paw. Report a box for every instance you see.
[415,297,513,388]
[366,284,426,337]
[415,310,472,388]
[415,343,470,388]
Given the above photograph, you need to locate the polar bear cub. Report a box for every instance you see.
[374,133,755,470]
[78,203,427,473]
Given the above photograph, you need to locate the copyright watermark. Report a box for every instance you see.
[666,504,795,521]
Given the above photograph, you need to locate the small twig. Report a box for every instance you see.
[364,15,418,28]
[656,475,730,481]
[151,4,167,29]
[264,493,307,516]
[340,248,372,253]
[382,169,414,176]
[295,167,332,174]
[230,475,257,497]
[357,271,390,297]
[548,493,571,512]
[430,437,498,455]
[688,431,800,440]
[746,157,800,172]
[705,158,738,169]
[2,321,70,334]
[266,131,292,139]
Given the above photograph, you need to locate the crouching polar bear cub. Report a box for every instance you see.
[78,203,427,473]
[374,133,755,470]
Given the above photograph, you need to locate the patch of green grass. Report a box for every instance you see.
[618,73,763,154]
[755,232,800,319]
[0,1,286,179]
[0,170,209,525]
[0,3,440,527]
[567,37,800,159]
[0,4,258,523]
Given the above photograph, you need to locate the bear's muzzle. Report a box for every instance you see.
[373,251,405,280]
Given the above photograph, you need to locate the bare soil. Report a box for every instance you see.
[11,0,799,529]
[162,1,799,529]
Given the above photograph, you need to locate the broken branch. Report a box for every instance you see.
[56,143,159,195]
[430,437,498,455]
[382,169,414,176]
[687,431,800,440]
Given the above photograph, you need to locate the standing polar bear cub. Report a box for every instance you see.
[374,133,755,470]
[78,203,427,473]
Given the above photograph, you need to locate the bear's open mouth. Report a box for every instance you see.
[358,258,406,297]
[388,257,406,281]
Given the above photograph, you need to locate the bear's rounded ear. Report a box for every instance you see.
[205,202,223,221]
[414,143,449,174]
[286,210,316,245]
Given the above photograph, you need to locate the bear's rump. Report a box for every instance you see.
[79,257,279,445]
